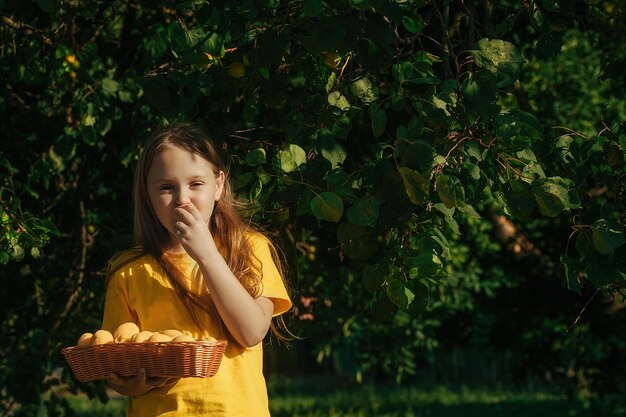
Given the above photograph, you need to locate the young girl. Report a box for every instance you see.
[102,122,292,416]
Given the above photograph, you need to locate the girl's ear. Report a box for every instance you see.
[215,171,226,201]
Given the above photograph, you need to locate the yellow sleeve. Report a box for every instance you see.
[248,233,292,316]
[101,268,137,333]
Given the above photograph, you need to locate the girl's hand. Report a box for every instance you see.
[172,202,218,262]
[106,368,179,397]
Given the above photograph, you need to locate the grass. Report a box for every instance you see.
[268,376,578,417]
[43,374,626,417]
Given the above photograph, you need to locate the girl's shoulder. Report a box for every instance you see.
[107,246,155,277]
[243,228,276,251]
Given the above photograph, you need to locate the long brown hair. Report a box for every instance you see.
[107,122,290,344]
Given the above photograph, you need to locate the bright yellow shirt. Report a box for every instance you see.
[102,232,291,417]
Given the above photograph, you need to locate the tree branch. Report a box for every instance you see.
[1,16,53,47]
[49,200,90,337]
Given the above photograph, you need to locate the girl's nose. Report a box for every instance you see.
[175,191,190,207]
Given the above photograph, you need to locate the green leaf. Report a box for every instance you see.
[386,278,415,309]
[576,229,594,258]
[561,255,582,294]
[398,167,429,205]
[320,140,347,170]
[431,228,452,259]
[337,222,378,260]
[472,38,524,70]
[326,171,357,200]
[0,251,9,265]
[325,72,337,93]
[234,172,254,190]
[502,179,535,221]
[363,263,386,293]
[532,177,580,217]
[328,91,351,110]
[494,14,518,37]
[392,62,414,82]
[144,27,168,58]
[368,104,387,138]
[402,15,425,33]
[408,254,444,280]
[278,144,307,173]
[31,218,60,236]
[409,253,443,269]
[471,38,524,88]
[494,111,541,151]
[347,195,380,227]
[591,219,626,255]
[395,140,434,172]
[351,77,378,103]
[249,178,263,203]
[462,74,500,121]
[436,174,465,208]
[102,78,120,96]
[245,148,267,167]
[585,253,620,287]
[10,244,25,262]
[311,192,344,222]
[433,203,460,235]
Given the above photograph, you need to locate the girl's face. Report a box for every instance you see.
[147,145,225,245]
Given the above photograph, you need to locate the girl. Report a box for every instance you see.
[102,122,292,416]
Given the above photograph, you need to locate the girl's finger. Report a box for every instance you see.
[183,201,206,223]
[173,206,195,224]
[173,221,190,237]
[107,373,121,385]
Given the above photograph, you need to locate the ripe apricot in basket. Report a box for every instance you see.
[91,330,114,345]
[130,331,153,343]
[113,322,140,342]
[161,329,183,338]
[148,333,173,343]
[173,334,195,342]
[76,332,93,347]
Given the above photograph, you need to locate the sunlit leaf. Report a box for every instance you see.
[386,277,415,309]
[311,192,344,222]
[398,167,429,205]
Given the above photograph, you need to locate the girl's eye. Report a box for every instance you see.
[159,185,173,191]
[191,182,204,187]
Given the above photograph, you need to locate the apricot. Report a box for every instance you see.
[130,331,153,343]
[148,333,173,343]
[228,62,245,78]
[91,330,114,345]
[76,332,93,347]
[113,322,140,342]
[173,334,196,342]
[161,329,183,338]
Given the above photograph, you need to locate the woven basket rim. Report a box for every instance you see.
[61,339,228,354]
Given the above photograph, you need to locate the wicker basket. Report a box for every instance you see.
[61,340,227,382]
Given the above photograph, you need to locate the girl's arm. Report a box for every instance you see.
[173,203,274,347]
